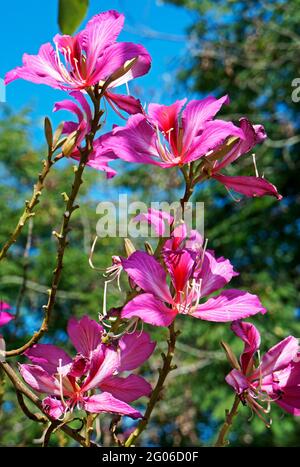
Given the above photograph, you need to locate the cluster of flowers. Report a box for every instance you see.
[3,9,299,428]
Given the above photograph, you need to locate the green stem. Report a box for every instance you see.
[214,395,240,447]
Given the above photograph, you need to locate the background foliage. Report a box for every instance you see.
[0,0,299,446]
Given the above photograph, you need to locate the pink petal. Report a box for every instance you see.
[225,368,250,394]
[121,251,173,303]
[184,119,244,163]
[196,251,238,297]
[105,91,144,115]
[83,346,120,391]
[231,321,261,374]
[119,331,156,371]
[19,364,59,395]
[214,118,266,171]
[213,174,282,200]
[100,114,162,165]
[253,336,299,379]
[67,315,103,357]
[192,289,266,322]
[81,10,125,78]
[25,344,72,374]
[100,374,152,402]
[163,248,196,294]
[42,397,66,419]
[90,42,151,87]
[133,208,173,236]
[5,43,64,89]
[0,311,14,328]
[163,224,188,251]
[182,95,229,149]
[121,293,177,327]
[83,392,142,419]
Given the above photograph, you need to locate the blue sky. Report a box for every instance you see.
[0,0,193,142]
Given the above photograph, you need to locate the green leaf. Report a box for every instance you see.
[58,0,89,35]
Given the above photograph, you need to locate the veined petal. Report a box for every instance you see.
[42,397,66,419]
[182,95,229,149]
[19,364,59,395]
[67,315,103,357]
[81,10,125,77]
[184,119,244,163]
[225,368,250,394]
[134,208,173,236]
[119,331,156,371]
[91,42,151,87]
[99,374,152,403]
[192,289,266,322]
[25,344,72,374]
[105,91,144,115]
[163,248,196,294]
[231,321,261,374]
[100,114,162,165]
[122,251,173,303]
[83,346,120,391]
[5,43,65,89]
[197,250,238,297]
[213,174,282,200]
[253,336,299,379]
[83,392,142,419]
[121,293,177,327]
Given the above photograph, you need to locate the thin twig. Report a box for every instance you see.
[214,395,240,447]
[124,322,179,447]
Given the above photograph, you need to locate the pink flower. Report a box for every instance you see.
[121,225,266,327]
[53,91,117,177]
[20,315,155,420]
[0,301,14,328]
[99,95,245,167]
[201,118,282,199]
[5,10,150,116]
[226,321,300,421]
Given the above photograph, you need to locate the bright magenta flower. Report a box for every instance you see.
[5,10,151,115]
[20,316,155,419]
[99,95,244,167]
[0,301,14,328]
[120,224,266,327]
[226,321,300,420]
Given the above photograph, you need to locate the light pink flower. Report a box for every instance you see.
[53,91,117,177]
[20,315,155,419]
[99,95,245,167]
[121,226,266,327]
[202,118,282,199]
[226,321,300,421]
[5,10,151,116]
[0,301,14,328]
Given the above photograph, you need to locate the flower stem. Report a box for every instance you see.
[214,395,240,447]
[124,322,179,447]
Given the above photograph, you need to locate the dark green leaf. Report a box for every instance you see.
[58,0,89,35]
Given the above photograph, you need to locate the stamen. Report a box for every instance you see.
[252,153,259,177]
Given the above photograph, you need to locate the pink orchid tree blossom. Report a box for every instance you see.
[120,225,266,327]
[5,10,150,116]
[225,320,300,422]
[20,315,155,420]
[0,301,14,328]
[99,95,246,168]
